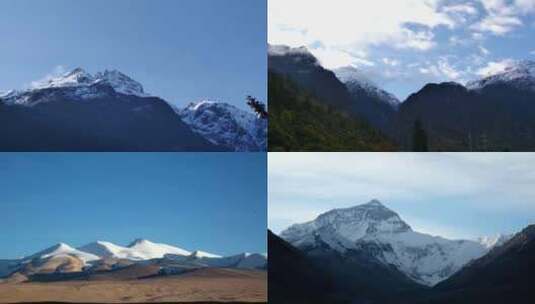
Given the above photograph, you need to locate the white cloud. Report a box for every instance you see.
[382,58,400,66]
[479,45,490,55]
[476,58,515,76]
[269,153,535,237]
[472,0,535,35]
[438,59,462,79]
[417,58,464,81]
[442,3,478,15]
[269,0,455,68]
[29,65,67,89]
[530,50,535,55]
[395,29,437,51]
[471,14,523,35]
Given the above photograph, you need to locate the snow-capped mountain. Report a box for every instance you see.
[126,239,191,259]
[2,68,149,106]
[334,66,400,109]
[0,67,265,151]
[164,252,267,270]
[77,239,190,261]
[190,250,222,259]
[268,44,319,64]
[476,234,512,249]
[23,243,100,264]
[281,200,492,286]
[176,101,267,152]
[467,60,535,91]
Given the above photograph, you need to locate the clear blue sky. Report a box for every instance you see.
[0,0,266,109]
[0,153,266,259]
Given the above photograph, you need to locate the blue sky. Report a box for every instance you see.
[0,153,266,259]
[269,0,535,100]
[0,0,266,109]
[269,153,535,240]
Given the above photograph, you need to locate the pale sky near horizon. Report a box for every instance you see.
[0,0,267,110]
[269,0,535,101]
[269,153,535,240]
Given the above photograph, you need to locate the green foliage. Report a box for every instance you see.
[268,72,397,151]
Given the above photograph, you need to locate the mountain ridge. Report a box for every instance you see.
[281,200,495,286]
[0,68,266,151]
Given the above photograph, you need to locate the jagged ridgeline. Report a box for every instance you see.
[272,199,535,304]
[0,68,266,152]
[0,238,267,283]
[268,44,535,152]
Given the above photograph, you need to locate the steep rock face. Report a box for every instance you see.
[281,200,489,286]
[411,225,535,304]
[268,230,337,304]
[177,101,267,152]
[335,66,400,130]
[437,225,535,290]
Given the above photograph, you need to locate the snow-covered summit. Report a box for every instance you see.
[476,234,512,249]
[1,68,149,106]
[31,67,148,97]
[334,66,400,109]
[127,239,191,259]
[282,200,412,247]
[177,101,267,152]
[467,60,535,91]
[190,250,222,259]
[268,44,314,57]
[281,200,492,286]
[77,239,190,261]
[24,243,100,264]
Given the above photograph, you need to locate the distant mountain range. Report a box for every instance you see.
[269,44,535,151]
[271,200,533,304]
[0,68,266,151]
[0,238,267,283]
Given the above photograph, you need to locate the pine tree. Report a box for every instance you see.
[246,95,268,119]
[412,120,428,152]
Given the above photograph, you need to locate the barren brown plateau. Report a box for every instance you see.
[0,268,267,304]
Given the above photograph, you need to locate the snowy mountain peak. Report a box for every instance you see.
[177,101,267,152]
[476,234,512,249]
[2,68,150,106]
[281,200,494,286]
[467,60,535,91]
[190,250,222,258]
[282,200,412,248]
[24,242,100,264]
[334,66,400,109]
[127,238,150,247]
[364,199,384,207]
[33,67,95,90]
[127,239,191,258]
[268,44,314,57]
[268,44,320,66]
[94,69,147,97]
